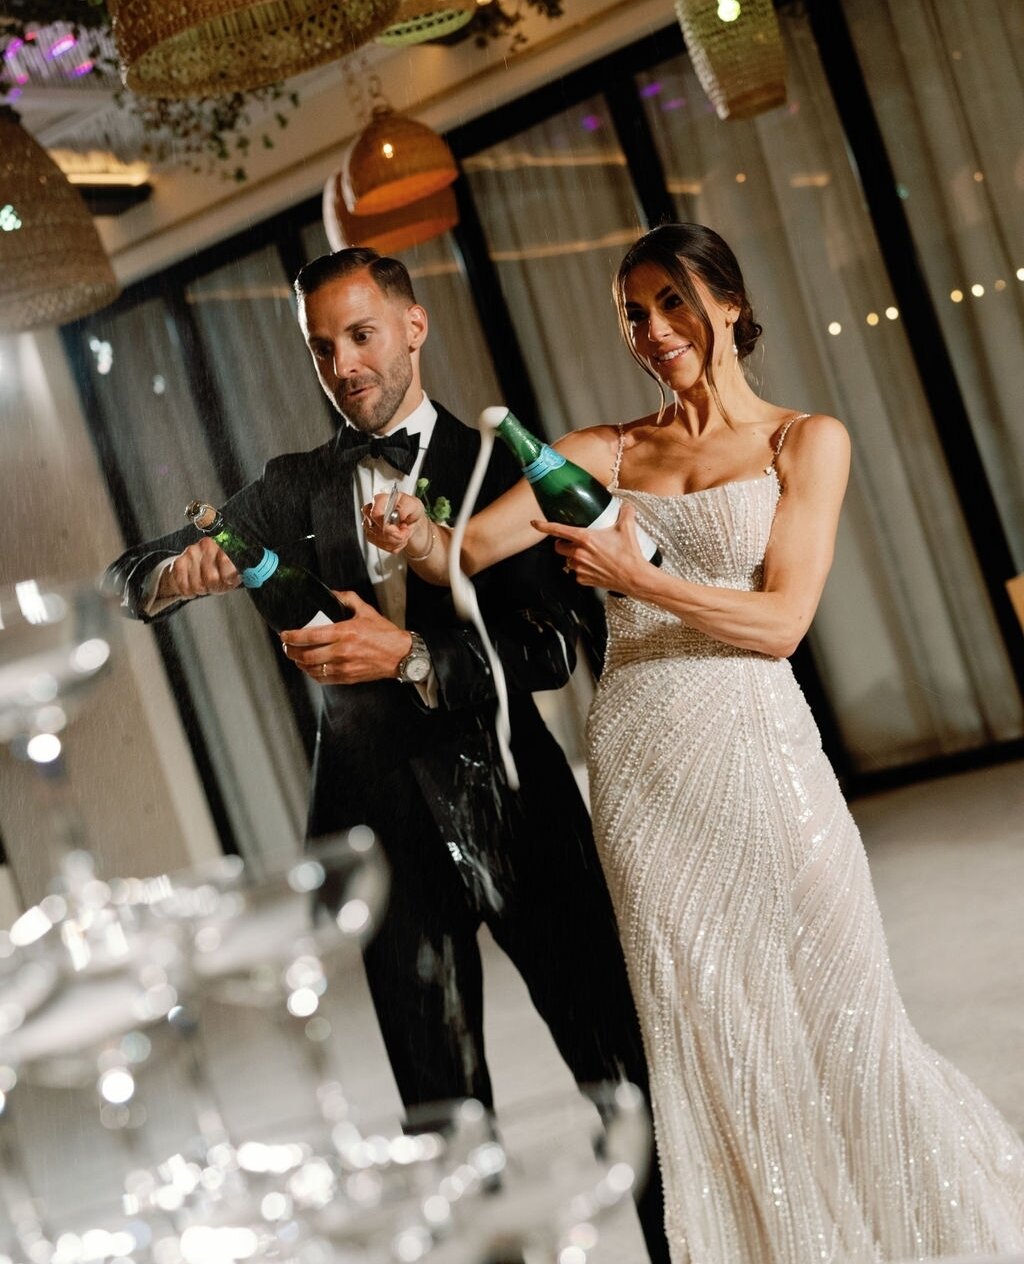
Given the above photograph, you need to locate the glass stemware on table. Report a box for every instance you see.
[0,580,654,1264]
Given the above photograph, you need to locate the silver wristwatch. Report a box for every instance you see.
[397,632,432,684]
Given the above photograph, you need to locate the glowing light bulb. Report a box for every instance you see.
[717,0,741,19]
[381,142,394,160]
[827,322,841,336]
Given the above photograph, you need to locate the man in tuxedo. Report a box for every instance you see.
[106,248,669,1262]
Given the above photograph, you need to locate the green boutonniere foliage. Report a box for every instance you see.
[415,478,452,525]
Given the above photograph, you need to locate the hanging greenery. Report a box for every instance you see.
[1,0,568,180]
[440,0,565,51]
[0,0,300,180]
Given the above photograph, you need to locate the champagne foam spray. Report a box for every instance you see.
[443,407,518,791]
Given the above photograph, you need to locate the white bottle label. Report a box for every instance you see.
[303,610,335,629]
[588,498,660,563]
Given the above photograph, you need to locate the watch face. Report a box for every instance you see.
[404,654,431,683]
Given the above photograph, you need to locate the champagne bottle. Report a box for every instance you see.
[478,407,663,568]
[185,501,352,631]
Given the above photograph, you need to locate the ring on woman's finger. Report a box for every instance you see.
[320,663,327,680]
[563,560,573,574]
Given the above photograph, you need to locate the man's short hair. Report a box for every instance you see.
[294,248,416,306]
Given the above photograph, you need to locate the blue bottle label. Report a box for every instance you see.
[522,447,566,484]
[241,548,280,588]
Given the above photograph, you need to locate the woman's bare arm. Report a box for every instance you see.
[365,426,619,581]
[536,414,850,658]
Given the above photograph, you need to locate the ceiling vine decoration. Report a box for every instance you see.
[0,0,567,180]
[1,3,305,179]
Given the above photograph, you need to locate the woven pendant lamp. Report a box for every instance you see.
[376,0,475,47]
[107,0,401,98]
[343,105,458,216]
[324,163,457,253]
[674,0,787,121]
[0,108,119,335]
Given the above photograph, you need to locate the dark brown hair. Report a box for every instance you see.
[614,223,762,414]
[294,247,416,306]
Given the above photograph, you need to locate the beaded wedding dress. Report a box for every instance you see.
[585,421,1024,1263]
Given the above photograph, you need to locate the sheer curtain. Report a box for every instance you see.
[79,299,309,868]
[843,0,1024,569]
[463,96,657,438]
[186,245,334,480]
[632,8,1022,768]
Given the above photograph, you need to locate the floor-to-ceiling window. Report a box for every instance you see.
[67,1,1024,861]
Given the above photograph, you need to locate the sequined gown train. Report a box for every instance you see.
[585,424,1024,1263]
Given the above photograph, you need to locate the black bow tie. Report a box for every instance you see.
[337,426,419,475]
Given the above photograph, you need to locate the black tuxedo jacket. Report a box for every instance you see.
[106,404,604,906]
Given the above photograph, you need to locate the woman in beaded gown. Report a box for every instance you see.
[365,224,1024,1262]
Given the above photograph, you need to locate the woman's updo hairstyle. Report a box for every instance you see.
[613,223,762,411]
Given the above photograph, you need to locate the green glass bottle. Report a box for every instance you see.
[479,407,663,568]
[185,501,352,631]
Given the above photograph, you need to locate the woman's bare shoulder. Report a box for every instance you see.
[776,412,850,492]
[783,412,849,459]
[553,423,621,481]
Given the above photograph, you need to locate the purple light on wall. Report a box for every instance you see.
[47,34,77,59]
[640,81,662,98]
[70,60,94,77]
[15,73,29,84]
[580,113,602,132]
[4,39,24,59]
[663,97,687,111]
[6,87,22,100]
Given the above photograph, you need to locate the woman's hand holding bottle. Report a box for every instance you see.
[532,499,654,598]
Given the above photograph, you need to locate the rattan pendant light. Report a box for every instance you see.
[0,108,119,335]
[343,104,458,216]
[107,0,401,98]
[376,0,475,47]
[324,162,457,253]
[674,0,787,121]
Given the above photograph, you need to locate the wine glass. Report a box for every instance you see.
[0,578,117,752]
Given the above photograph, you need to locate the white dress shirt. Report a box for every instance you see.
[351,391,437,631]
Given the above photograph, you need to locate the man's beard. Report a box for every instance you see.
[334,358,413,434]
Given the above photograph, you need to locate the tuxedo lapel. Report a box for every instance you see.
[417,405,477,495]
[406,407,479,625]
[310,441,376,604]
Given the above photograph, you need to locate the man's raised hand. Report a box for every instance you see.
[157,537,241,601]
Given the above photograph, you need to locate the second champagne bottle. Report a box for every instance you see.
[185,501,352,632]
[479,407,663,569]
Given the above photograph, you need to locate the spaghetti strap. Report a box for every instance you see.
[610,423,627,490]
[764,411,812,474]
